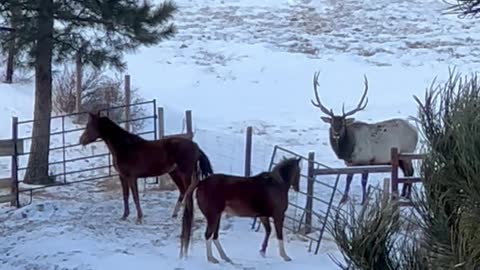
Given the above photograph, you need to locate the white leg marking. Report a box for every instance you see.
[278,240,291,261]
[206,238,219,263]
[213,239,232,263]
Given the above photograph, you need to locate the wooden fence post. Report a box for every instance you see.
[11,116,19,207]
[185,110,193,137]
[158,107,165,138]
[391,147,399,201]
[124,74,131,131]
[305,151,315,234]
[244,126,253,177]
[75,52,82,112]
[382,177,390,208]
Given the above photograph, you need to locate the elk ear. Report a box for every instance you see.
[345,118,355,125]
[320,116,331,123]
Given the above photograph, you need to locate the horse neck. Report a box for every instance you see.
[330,127,355,162]
[271,163,295,190]
[99,119,142,154]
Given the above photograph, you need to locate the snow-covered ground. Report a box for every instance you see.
[1,0,480,269]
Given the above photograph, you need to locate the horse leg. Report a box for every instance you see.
[129,177,143,224]
[169,169,185,218]
[205,213,221,264]
[340,173,354,204]
[273,213,291,262]
[259,216,271,258]
[213,215,232,263]
[120,175,130,220]
[360,172,369,205]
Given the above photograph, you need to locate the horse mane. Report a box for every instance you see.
[99,116,146,145]
[270,157,300,185]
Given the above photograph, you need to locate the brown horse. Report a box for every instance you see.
[179,157,301,264]
[79,112,213,224]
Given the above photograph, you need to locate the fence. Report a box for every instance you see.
[0,98,259,208]
[250,145,426,255]
[0,117,20,207]
[251,145,342,255]
[13,100,157,205]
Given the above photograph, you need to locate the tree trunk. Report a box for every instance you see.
[4,6,20,84]
[23,0,54,185]
[5,38,16,84]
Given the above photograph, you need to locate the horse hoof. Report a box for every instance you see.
[222,257,233,264]
[172,213,178,218]
[208,257,219,264]
[120,216,128,221]
[259,251,266,258]
[340,196,348,204]
[282,256,292,262]
[136,218,143,225]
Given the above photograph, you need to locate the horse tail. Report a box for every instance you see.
[198,147,213,179]
[183,147,213,205]
[180,179,199,258]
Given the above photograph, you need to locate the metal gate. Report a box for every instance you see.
[14,100,158,205]
[252,145,343,254]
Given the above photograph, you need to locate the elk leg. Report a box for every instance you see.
[120,175,130,220]
[360,172,369,205]
[213,215,232,263]
[273,213,291,262]
[129,177,143,224]
[259,216,271,258]
[400,160,414,199]
[340,173,354,203]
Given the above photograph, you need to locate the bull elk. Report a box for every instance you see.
[310,71,418,205]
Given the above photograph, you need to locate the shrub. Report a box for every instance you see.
[52,65,147,132]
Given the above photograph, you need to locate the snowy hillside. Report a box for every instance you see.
[1,0,480,269]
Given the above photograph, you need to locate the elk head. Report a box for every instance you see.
[310,71,369,141]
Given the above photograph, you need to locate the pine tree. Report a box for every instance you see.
[446,0,480,16]
[0,0,177,184]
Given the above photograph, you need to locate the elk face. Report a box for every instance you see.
[310,71,369,142]
[320,115,355,140]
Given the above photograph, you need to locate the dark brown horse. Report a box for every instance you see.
[79,112,213,224]
[179,157,301,263]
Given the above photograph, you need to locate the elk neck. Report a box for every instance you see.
[329,127,356,163]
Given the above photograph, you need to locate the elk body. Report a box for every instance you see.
[310,71,418,204]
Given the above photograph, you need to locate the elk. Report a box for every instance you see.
[310,71,418,205]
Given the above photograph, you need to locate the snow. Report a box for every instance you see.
[1,0,480,269]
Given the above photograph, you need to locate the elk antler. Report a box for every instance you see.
[342,75,369,117]
[311,71,334,117]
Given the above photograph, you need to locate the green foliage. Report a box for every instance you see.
[414,68,480,269]
[0,0,177,70]
[328,190,427,270]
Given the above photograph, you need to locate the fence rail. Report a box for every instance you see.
[250,145,427,255]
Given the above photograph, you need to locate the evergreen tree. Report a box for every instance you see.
[0,0,177,184]
[446,0,480,16]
